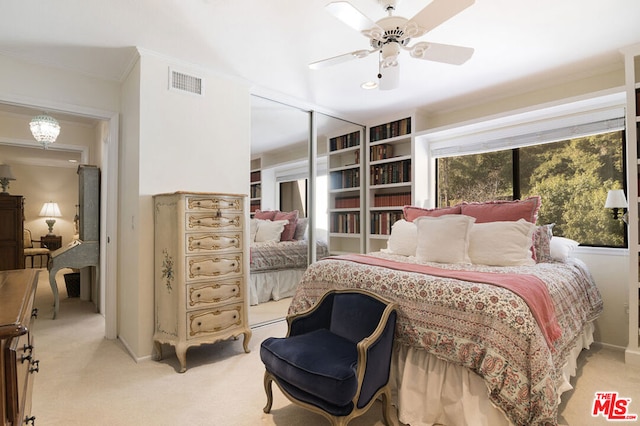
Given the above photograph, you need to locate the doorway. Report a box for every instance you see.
[0,101,118,338]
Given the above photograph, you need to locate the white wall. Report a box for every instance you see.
[0,55,120,113]
[117,52,252,358]
[118,57,143,357]
[574,248,628,348]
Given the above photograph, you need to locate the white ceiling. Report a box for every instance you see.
[1,0,640,155]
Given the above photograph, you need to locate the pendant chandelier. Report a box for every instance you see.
[30,114,60,149]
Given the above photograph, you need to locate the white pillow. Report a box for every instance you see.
[415,214,475,264]
[550,236,579,261]
[468,219,536,266]
[254,219,288,243]
[385,219,418,256]
[250,218,262,242]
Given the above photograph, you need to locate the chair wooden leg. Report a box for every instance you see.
[263,371,274,414]
[380,389,397,426]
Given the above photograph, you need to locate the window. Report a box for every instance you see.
[279,178,308,216]
[436,130,625,247]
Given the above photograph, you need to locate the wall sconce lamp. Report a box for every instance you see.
[605,189,628,222]
[0,164,15,194]
[39,201,62,235]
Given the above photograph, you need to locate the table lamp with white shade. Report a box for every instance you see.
[39,201,62,235]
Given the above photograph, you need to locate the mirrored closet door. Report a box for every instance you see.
[248,95,364,326]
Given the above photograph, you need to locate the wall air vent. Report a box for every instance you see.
[169,68,203,96]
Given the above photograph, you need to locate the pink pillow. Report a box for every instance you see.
[460,196,541,224]
[254,210,277,220]
[403,205,461,222]
[274,210,299,241]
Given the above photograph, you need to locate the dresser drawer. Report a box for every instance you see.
[187,279,242,309]
[186,212,243,232]
[7,331,38,424]
[186,195,242,213]
[187,303,243,339]
[186,232,242,254]
[187,254,242,281]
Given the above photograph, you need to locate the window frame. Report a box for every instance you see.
[434,129,627,248]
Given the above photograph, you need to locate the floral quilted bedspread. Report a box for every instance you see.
[289,252,603,426]
[250,240,329,273]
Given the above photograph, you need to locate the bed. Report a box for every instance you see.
[249,239,329,305]
[249,211,330,305]
[287,199,603,426]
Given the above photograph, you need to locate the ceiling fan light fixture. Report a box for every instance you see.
[30,114,60,149]
[361,80,378,90]
[378,63,399,90]
[381,41,400,62]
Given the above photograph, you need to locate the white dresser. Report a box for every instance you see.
[152,192,251,373]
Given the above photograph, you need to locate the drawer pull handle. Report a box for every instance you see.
[23,343,33,354]
[21,354,32,364]
[31,308,39,318]
[196,293,201,298]
[197,321,202,326]
[30,360,40,374]
[24,415,36,425]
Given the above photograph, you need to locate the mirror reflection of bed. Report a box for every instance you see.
[248,94,364,327]
[248,179,327,325]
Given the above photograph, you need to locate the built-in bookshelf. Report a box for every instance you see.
[624,44,640,365]
[366,113,428,252]
[327,128,365,255]
[250,158,261,216]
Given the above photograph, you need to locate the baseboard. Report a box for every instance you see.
[624,348,640,366]
[592,341,626,352]
[118,335,153,363]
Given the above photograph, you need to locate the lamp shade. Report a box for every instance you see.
[605,189,628,209]
[0,164,15,180]
[39,202,62,218]
[30,114,60,148]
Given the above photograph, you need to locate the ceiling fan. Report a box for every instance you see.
[310,0,475,90]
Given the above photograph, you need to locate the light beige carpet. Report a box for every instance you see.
[30,268,640,425]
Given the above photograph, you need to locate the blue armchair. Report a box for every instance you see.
[260,289,398,425]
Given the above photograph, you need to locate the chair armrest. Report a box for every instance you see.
[287,292,336,337]
[355,306,397,407]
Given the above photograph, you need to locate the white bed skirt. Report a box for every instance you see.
[390,321,596,426]
[249,269,306,305]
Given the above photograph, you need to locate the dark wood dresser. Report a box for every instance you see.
[0,269,39,426]
[0,195,24,271]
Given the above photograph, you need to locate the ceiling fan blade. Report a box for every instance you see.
[408,41,474,65]
[309,49,373,70]
[407,0,475,35]
[326,1,380,33]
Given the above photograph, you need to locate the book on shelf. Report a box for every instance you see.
[370,144,394,161]
[250,184,261,199]
[250,171,261,182]
[370,159,411,185]
[331,212,360,234]
[330,169,360,190]
[373,192,411,207]
[335,195,360,209]
[369,117,411,142]
[330,131,360,151]
[370,211,403,235]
